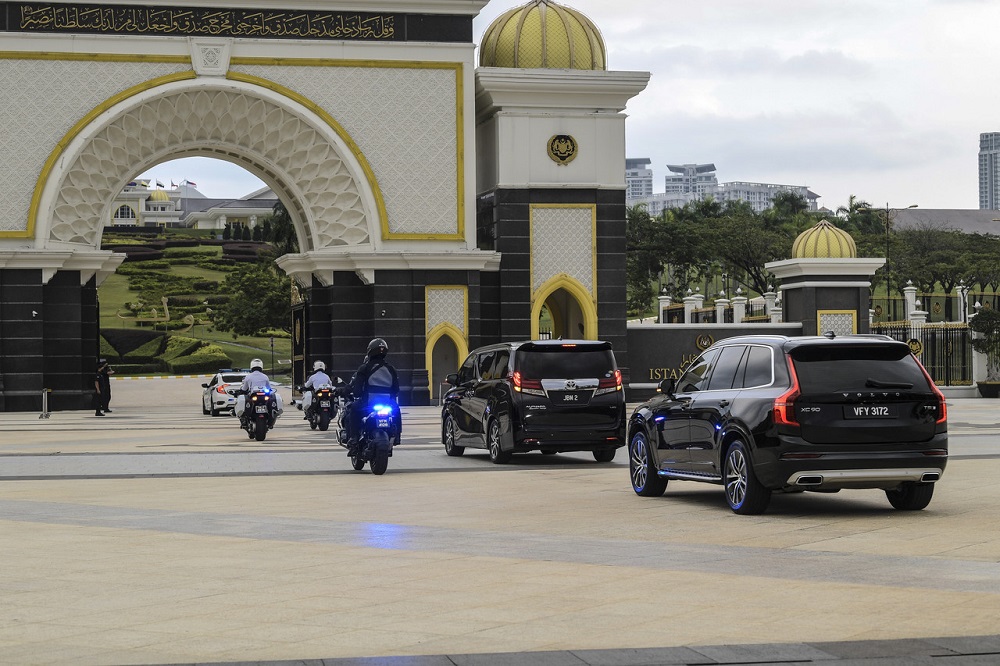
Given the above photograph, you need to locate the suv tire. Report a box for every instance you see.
[487,419,511,464]
[724,440,771,515]
[885,482,934,511]
[629,431,667,497]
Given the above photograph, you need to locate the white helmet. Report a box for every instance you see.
[313,360,326,372]
[250,358,264,371]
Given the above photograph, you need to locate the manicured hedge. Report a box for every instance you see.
[102,329,165,356]
[123,336,166,362]
[167,343,231,373]
[99,335,121,362]
[162,336,202,361]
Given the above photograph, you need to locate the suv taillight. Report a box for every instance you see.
[773,355,801,427]
[915,358,947,425]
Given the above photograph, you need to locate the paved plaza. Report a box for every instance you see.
[2,377,1000,665]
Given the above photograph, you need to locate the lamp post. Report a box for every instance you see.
[859,203,917,318]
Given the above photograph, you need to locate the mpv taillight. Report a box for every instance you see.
[773,354,800,426]
[512,371,545,396]
[596,370,623,395]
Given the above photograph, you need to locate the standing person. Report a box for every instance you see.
[93,360,105,417]
[97,359,115,413]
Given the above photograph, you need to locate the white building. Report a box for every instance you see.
[108,183,277,232]
[627,162,819,214]
[625,158,653,200]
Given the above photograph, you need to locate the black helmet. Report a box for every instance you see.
[366,338,388,359]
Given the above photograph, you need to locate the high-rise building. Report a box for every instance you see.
[626,161,818,214]
[979,132,1000,209]
[664,163,718,197]
[625,157,654,200]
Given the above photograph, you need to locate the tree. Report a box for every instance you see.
[269,201,300,257]
[213,263,292,336]
[241,225,251,241]
[223,223,231,240]
[252,224,263,242]
[970,307,1000,382]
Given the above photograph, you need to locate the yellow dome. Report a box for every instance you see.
[479,0,606,70]
[148,189,170,202]
[791,220,857,259]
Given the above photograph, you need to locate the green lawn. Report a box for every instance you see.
[98,249,292,376]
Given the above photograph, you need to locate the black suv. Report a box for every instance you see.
[628,334,948,514]
[442,340,626,463]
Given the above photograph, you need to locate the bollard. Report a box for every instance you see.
[39,388,52,419]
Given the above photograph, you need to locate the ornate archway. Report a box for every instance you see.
[33,76,384,253]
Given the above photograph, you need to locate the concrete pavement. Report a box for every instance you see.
[1,378,999,665]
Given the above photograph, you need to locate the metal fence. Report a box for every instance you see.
[870,322,973,386]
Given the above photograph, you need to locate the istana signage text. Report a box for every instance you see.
[12,3,396,40]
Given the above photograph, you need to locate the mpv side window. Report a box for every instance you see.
[707,346,746,391]
[740,345,774,388]
[492,349,511,380]
[477,352,496,380]
[457,355,476,385]
[677,348,720,393]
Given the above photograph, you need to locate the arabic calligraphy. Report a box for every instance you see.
[17,3,396,40]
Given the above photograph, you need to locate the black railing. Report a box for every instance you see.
[871,322,972,386]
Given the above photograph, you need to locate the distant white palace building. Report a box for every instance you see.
[109,181,278,232]
[626,161,819,215]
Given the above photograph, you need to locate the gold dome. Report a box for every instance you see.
[791,219,857,259]
[148,189,170,202]
[479,0,606,70]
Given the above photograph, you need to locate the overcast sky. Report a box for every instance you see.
[143,0,1000,211]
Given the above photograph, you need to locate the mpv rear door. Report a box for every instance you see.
[514,344,620,431]
[789,343,940,444]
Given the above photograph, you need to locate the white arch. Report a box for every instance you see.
[34,76,384,253]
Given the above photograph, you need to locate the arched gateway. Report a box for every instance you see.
[0,0,647,410]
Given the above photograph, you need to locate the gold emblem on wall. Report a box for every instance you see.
[908,338,923,356]
[548,135,578,165]
[696,334,715,351]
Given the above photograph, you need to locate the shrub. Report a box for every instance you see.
[112,363,166,375]
[99,335,121,362]
[123,336,166,362]
[168,343,231,374]
[162,335,203,361]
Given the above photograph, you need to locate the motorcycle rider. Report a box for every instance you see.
[300,360,332,420]
[338,338,400,456]
[235,358,283,421]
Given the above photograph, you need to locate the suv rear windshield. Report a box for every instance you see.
[515,348,615,379]
[790,345,929,393]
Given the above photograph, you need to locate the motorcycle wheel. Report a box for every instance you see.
[370,432,390,475]
[351,454,365,471]
[254,418,267,441]
[318,413,330,432]
[309,416,318,431]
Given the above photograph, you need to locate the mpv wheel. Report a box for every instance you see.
[487,419,511,464]
[724,440,771,515]
[593,448,616,463]
[885,482,934,511]
[629,431,666,497]
[443,415,465,457]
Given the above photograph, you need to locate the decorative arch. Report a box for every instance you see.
[31,74,385,253]
[531,273,598,340]
[425,322,469,397]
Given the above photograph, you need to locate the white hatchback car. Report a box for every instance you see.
[201,370,248,416]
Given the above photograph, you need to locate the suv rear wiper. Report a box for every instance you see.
[865,378,913,389]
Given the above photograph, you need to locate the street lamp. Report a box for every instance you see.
[859,203,918,316]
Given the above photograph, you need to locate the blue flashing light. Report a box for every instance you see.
[372,404,393,416]
[654,416,666,423]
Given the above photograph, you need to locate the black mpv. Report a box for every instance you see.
[442,340,626,463]
[628,334,948,514]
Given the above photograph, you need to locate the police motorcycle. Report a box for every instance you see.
[335,383,397,475]
[296,382,336,431]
